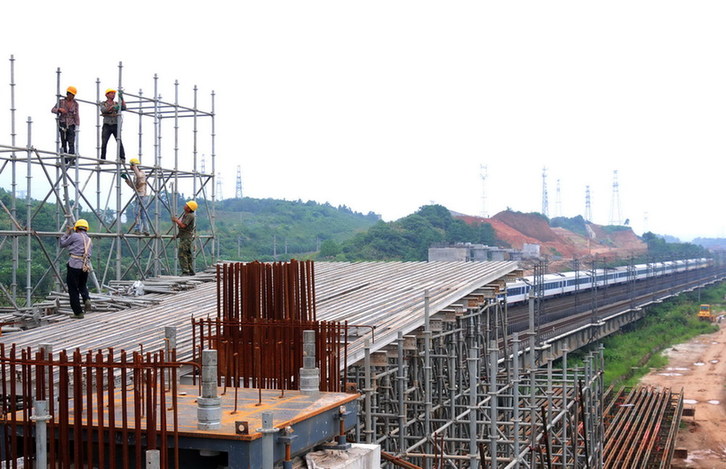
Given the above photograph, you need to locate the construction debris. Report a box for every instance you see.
[1,270,216,331]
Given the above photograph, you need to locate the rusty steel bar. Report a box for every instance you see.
[218,260,318,322]
[0,345,187,468]
[192,318,348,392]
[199,261,347,394]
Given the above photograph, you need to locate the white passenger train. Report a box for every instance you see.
[502,258,712,305]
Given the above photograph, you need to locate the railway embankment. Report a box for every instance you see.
[565,282,724,386]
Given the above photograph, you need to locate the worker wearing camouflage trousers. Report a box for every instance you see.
[178,237,194,275]
[172,201,197,276]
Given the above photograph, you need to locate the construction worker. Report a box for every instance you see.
[59,219,93,318]
[122,158,150,235]
[51,86,80,163]
[99,88,126,162]
[172,201,197,276]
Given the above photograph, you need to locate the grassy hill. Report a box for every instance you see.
[214,198,380,261]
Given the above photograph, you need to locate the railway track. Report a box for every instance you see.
[507,269,721,338]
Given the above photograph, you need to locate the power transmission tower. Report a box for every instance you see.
[643,211,649,233]
[609,170,622,225]
[541,167,549,217]
[480,164,488,218]
[235,166,243,199]
[555,179,562,218]
[585,185,592,222]
[216,172,223,201]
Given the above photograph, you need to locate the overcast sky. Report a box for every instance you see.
[2,1,725,241]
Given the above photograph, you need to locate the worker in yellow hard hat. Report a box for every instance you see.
[99,88,126,162]
[122,158,150,235]
[172,201,197,276]
[59,219,93,318]
[51,86,80,163]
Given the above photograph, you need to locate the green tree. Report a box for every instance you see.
[319,239,341,259]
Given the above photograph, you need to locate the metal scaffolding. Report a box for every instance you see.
[349,294,605,469]
[0,56,217,308]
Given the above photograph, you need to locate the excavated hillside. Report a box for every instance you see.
[455,210,647,268]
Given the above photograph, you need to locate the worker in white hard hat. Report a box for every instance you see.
[59,219,93,318]
[51,86,80,164]
[122,158,150,235]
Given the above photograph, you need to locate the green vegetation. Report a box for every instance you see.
[639,232,710,260]
[566,282,724,387]
[335,204,499,261]
[551,215,588,238]
[213,198,379,261]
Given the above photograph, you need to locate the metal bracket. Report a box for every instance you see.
[234,421,249,435]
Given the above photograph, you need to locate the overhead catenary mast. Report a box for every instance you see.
[480,164,488,218]
[541,167,549,217]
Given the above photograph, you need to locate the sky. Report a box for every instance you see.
[1,1,725,242]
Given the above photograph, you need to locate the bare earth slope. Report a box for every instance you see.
[455,210,646,263]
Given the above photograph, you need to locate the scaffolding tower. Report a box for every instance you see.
[0,56,217,308]
[350,290,605,468]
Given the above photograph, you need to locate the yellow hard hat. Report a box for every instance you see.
[129,158,140,165]
[74,219,89,231]
[66,86,77,96]
[186,201,198,211]
[105,88,116,95]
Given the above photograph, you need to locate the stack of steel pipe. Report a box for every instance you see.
[602,385,681,467]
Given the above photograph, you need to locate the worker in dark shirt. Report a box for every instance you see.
[98,88,126,161]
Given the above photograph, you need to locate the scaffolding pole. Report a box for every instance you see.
[0,56,217,309]
[350,296,605,469]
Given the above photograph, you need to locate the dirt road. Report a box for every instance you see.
[639,317,726,468]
